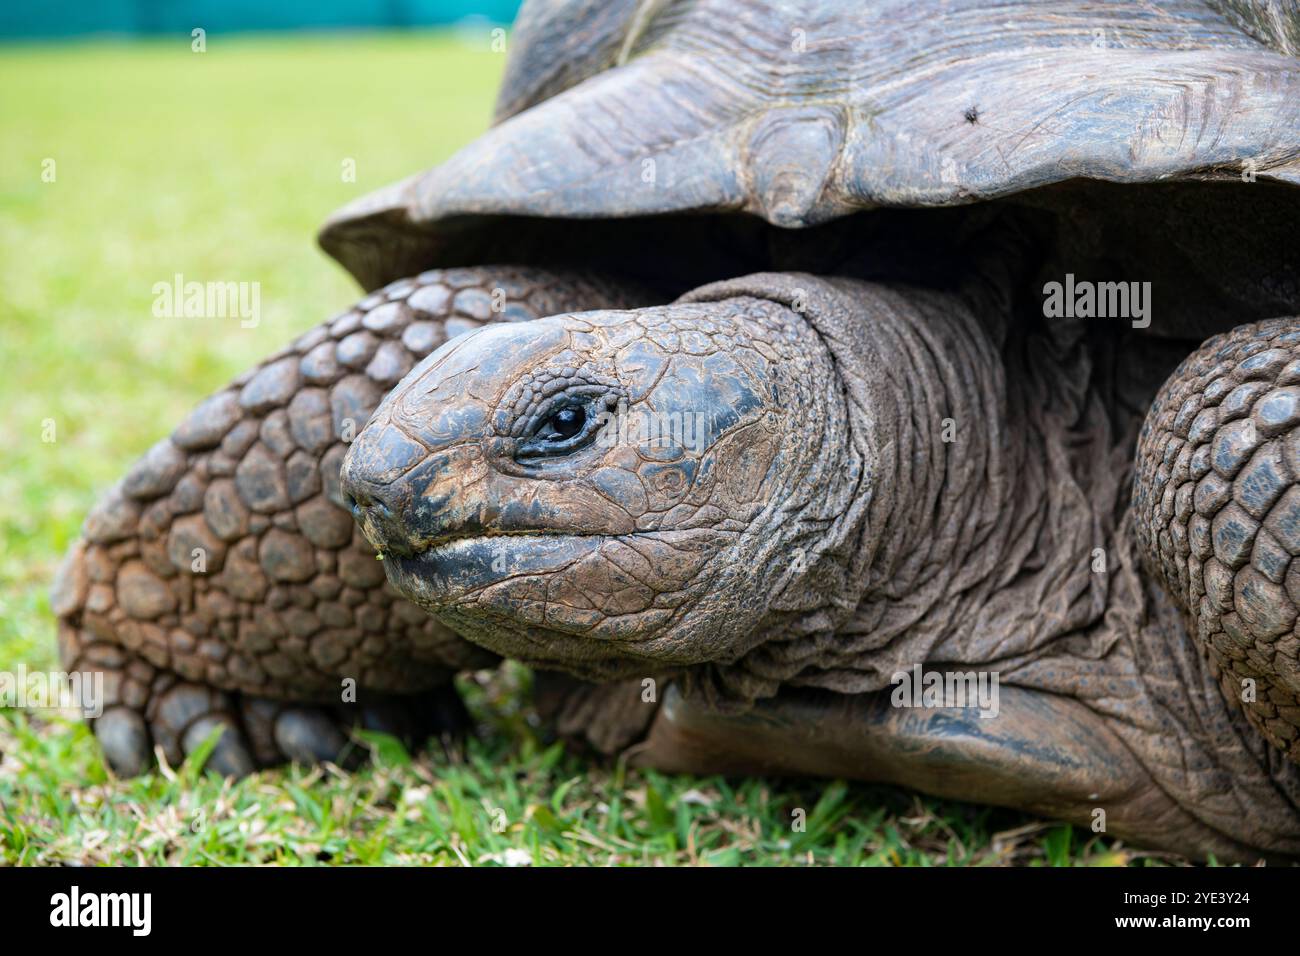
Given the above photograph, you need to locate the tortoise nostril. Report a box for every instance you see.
[344,491,368,519]
[341,481,412,556]
[345,488,395,519]
[352,493,393,521]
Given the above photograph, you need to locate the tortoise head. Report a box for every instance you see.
[339,281,858,680]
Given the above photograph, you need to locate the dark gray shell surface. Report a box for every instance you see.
[321,0,1300,296]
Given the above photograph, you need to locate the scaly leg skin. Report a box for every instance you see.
[1135,318,1300,759]
[51,267,649,775]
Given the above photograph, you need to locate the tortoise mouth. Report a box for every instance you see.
[400,528,581,559]
[384,531,608,606]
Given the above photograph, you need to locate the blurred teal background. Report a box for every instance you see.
[1,0,522,39]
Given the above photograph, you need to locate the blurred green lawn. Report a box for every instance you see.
[0,33,1147,865]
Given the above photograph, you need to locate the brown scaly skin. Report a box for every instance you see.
[51,267,650,774]
[340,270,1300,862]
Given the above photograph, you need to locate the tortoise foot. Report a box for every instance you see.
[87,650,468,777]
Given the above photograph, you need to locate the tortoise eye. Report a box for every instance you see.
[518,401,602,459]
[544,407,585,441]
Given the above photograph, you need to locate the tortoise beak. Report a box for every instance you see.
[340,420,430,559]
[343,482,411,559]
[341,422,498,561]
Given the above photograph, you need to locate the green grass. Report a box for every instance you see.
[0,664,1145,866]
[0,33,1155,866]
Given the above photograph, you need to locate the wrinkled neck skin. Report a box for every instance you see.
[693,248,1145,705]
[728,272,1300,857]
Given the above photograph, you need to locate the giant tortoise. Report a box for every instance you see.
[52,0,1300,862]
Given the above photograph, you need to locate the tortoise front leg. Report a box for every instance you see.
[630,682,1270,862]
[52,267,650,775]
[1134,317,1300,760]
